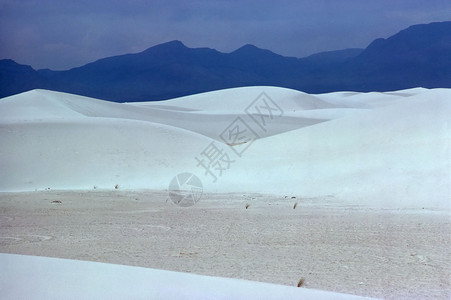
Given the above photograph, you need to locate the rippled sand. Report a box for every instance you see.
[0,190,449,299]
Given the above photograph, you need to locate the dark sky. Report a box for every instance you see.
[1,0,450,70]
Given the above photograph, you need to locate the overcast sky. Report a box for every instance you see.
[1,0,450,70]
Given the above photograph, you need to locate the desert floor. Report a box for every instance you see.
[0,190,449,299]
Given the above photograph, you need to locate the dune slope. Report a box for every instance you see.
[0,87,449,209]
[0,253,373,300]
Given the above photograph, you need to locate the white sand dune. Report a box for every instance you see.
[0,89,333,141]
[0,86,449,299]
[134,86,339,112]
[0,253,373,300]
[216,89,451,209]
[0,87,449,210]
[314,87,429,108]
[0,118,210,191]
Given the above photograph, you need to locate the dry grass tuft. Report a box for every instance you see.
[297,277,305,287]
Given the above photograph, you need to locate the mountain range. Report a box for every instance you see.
[1,21,450,102]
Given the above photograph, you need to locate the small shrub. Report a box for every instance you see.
[297,277,305,287]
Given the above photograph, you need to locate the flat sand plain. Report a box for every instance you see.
[0,190,449,299]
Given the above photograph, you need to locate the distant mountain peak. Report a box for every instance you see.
[0,59,35,71]
[355,20,451,62]
[236,44,260,50]
[143,40,187,52]
[0,59,21,66]
[161,40,186,47]
[231,44,281,58]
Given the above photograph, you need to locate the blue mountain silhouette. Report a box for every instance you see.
[1,21,450,101]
